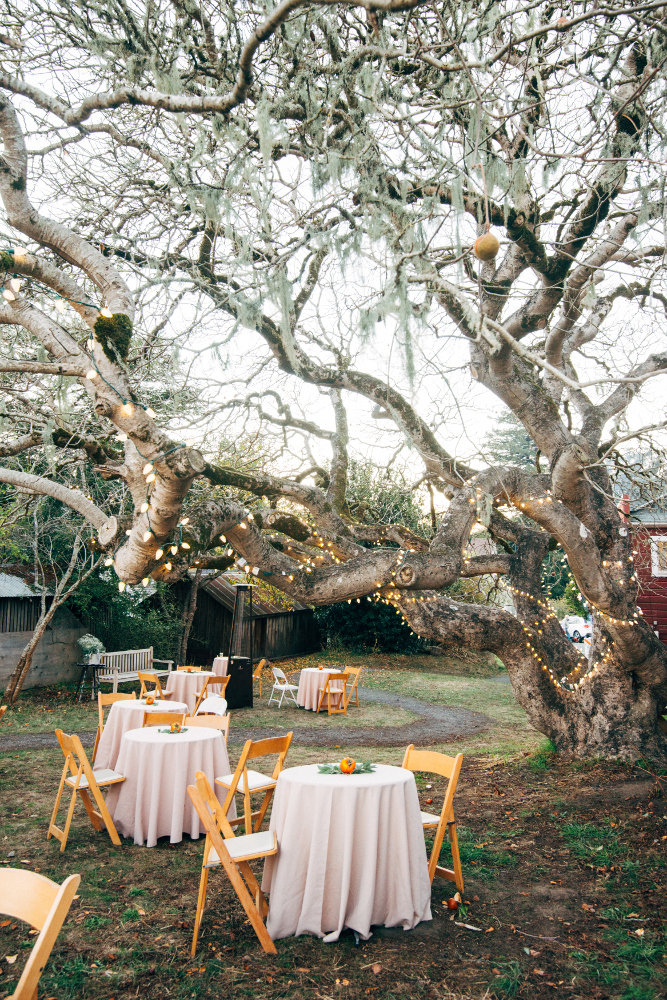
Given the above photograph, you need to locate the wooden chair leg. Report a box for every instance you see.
[47,760,70,842]
[243,780,252,835]
[219,855,277,954]
[238,860,269,918]
[191,840,211,956]
[253,788,275,833]
[92,725,101,764]
[448,821,464,894]
[88,784,122,846]
[78,789,104,833]
[59,787,79,853]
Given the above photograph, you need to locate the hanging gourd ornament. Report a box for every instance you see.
[473,232,500,262]
[339,757,356,773]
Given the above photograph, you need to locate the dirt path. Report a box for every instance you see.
[0,685,494,750]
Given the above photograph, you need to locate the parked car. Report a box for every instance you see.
[560,614,592,643]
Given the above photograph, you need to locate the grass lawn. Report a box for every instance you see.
[1,652,665,999]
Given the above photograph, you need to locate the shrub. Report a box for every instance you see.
[313,595,427,654]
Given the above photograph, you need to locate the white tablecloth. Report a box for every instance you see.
[165,671,208,713]
[297,668,345,711]
[262,763,431,941]
[105,726,233,847]
[211,657,228,675]
[95,698,188,770]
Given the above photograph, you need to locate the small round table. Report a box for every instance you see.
[211,656,228,675]
[261,763,431,941]
[296,668,345,711]
[95,698,189,770]
[105,725,233,846]
[165,671,208,713]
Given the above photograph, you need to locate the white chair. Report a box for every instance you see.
[195,696,227,717]
[267,666,298,707]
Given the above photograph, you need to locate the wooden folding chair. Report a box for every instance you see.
[92,691,136,762]
[188,775,277,955]
[0,868,81,1000]
[215,733,293,833]
[0,704,7,723]
[344,666,362,709]
[402,744,464,891]
[185,714,231,744]
[316,671,349,716]
[48,730,125,853]
[138,671,173,699]
[142,711,187,728]
[177,665,203,671]
[193,674,230,715]
[252,658,270,698]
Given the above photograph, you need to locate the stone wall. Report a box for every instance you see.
[0,606,86,692]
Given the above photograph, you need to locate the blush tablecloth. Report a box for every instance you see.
[95,698,189,770]
[165,671,208,714]
[261,763,431,941]
[296,668,345,711]
[211,657,228,675]
[105,726,233,847]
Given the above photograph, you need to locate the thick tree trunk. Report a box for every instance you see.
[398,524,667,767]
[178,568,202,665]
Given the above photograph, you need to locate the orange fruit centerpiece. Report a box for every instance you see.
[170,722,181,733]
[339,757,356,773]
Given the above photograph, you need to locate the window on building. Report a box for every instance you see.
[650,536,667,577]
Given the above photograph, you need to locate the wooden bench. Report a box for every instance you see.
[96,647,173,693]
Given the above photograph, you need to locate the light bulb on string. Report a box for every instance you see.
[100,307,113,318]
[144,407,156,418]
[104,557,113,566]
[154,548,163,559]
[181,542,190,550]
[117,432,127,442]
[143,531,153,543]
[180,518,190,526]
[120,402,133,416]
[9,277,21,293]
[185,438,196,447]
[165,562,172,571]
[142,462,154,475]
[54,298,65,314]
[118,581,126,592]
[2,289,15,301]
[170,546,178,555]
[145,473,156,483]
[140,502,149,513]
[86,370,98,380]
[142,578,149,587]
[10,246,26,262]
[87,339,94,351]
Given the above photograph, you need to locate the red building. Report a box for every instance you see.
[630,501,667,644]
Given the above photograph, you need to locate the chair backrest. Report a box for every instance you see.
[195,696,227,717]
[178,665,200,671]
[325,670,349,686]
[98,647,153,677]
[142,711,186,728]
[253,658,269,680]
[186,715,230,742]
[0,869,81,1000]
[138,671,164,697]
[272,666,287,682]
[0,704,6,723]
[55,729,97,787]
[401,745,463,818]
[346,666,361,684]
[98,691,136,730]
[244,733,293,773]
[194,771,236,837]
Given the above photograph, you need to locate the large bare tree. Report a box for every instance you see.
[1,0,667,764]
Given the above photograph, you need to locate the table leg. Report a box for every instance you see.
[75,664,87,703]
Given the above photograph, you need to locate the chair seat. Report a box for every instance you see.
[216,769,277,793]
[65,769,125,789]
[207,830,277,865]
[420,810,441,826]
[273,681,298,691]
[196,696,227,716]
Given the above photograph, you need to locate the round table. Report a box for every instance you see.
[95,698,188,770]
[105,725,233,847]
[296,668,345,711]
[211,656,228,675]
[165,671,208,713]
[261,763,431,941]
